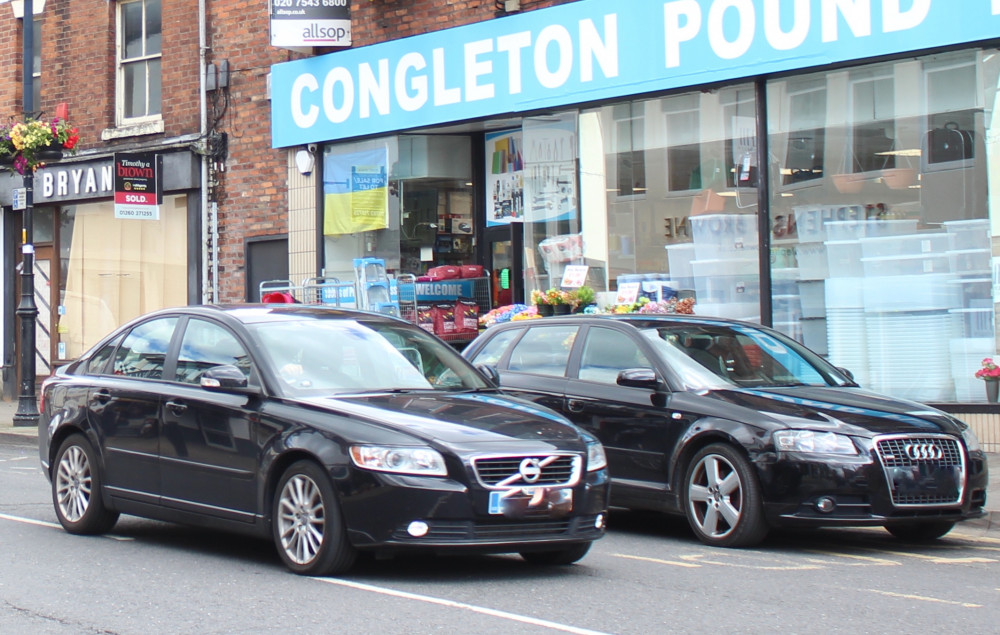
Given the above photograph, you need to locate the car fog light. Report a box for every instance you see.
[407,521,430,537]
[595,514,605,530]
[815,497,836,513]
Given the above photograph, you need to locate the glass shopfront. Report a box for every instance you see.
[317,45,1000,403]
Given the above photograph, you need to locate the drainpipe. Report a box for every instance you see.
[198,0,212,303]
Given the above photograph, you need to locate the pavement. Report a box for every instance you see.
[2,398,997,537]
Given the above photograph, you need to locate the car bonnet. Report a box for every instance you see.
[698,385,961,437]
[299,392,584,445]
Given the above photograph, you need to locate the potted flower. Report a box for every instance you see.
[569,285,595,313]
[975,357,1000,402]
[0,116,79,175]
[531,289,553,317]
[546,288,572,314]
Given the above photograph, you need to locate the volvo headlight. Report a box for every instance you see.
[773,430,858,455]
[587,441,608,472]
[349,445,447,476]
[961,427,982,453]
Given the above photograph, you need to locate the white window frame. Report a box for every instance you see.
[115,0,162,128]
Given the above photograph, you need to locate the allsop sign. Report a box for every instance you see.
[270,0,351,49]
[114,153,162,220]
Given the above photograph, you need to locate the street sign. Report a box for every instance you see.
[12,187,26,211]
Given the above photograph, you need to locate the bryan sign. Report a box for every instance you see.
[114,152,161,220]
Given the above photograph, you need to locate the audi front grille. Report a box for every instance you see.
[874,434,966,506]
[471,454,582,490]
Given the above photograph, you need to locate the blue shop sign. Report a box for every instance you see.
[271,0,1000,148]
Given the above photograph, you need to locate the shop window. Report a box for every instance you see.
[59,196,188,359]
[663,95,702,192]
[781,81,826,186]
[613,103,646,197]
[849,74,896,173]
[117,0,162,124]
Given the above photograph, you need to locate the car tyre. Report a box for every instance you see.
[273,460,356,576]
[684,443,768,548]
[885,521,956,541]
[520,541,592,565]
[52,434,119,535]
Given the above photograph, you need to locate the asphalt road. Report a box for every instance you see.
[2,440,999,634]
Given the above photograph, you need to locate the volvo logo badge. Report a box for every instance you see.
[519,458,542,483]
[904,443,943,460]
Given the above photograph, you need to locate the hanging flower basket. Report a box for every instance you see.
[0,116,79,175]
[880,168,918,190]
[832,173,866,194]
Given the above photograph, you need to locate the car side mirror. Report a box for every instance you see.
[201,364,258,395]
[617,368,661,390]
[475,363,501,387]
[836,366,856,383]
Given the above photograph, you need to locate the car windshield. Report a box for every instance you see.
[250,318,491,397]
[640,322,850,390]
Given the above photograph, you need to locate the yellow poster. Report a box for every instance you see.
[323,148,389,235]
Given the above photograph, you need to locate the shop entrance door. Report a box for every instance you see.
[13,243,55,385]
[483,224,523,307]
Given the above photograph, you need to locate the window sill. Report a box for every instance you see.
[101,119,164,141]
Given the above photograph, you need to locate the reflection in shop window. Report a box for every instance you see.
[614,103,646,197]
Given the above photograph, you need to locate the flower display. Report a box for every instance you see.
[0,116,79,175]
[545,288,570,305]
[975,357,1000,380]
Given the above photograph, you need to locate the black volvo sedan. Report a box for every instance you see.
[462,314,989,547]
[39,305,609,575]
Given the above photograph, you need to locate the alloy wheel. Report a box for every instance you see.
[687,453,744,540]
[55,445,92,523]
[277,474,326,565]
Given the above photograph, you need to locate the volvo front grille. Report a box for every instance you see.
[471,454,582,490]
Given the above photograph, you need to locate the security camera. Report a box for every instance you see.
[307,143,318,153]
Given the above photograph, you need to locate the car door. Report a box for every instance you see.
[90,316,179,504]
[159,317,261,523]
[482,323,580,413]
[562,325,677,507]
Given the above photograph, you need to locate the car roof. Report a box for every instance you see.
[140,304,410,327]
[486,313,761,330]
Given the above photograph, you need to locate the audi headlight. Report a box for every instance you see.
[961,427,982,453]
[349,445,447,476]
[587,440,608,472]
[773,430,858,455]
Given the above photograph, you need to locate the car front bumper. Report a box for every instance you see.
[755,448,989,528]
[338,467,610,552]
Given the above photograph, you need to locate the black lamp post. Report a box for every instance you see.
[13,0,37,427]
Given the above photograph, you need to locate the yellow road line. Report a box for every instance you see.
[864,588,981,608]
[610,553,701,568]
[678,553,822,571]
[803,550,899,565]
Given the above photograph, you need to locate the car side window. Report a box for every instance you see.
[175,319,251,384]
[506,325,578,377]
[468,329,521,366]
[579,327,651,385]
[86,336,123,375]
[112,317,178,379]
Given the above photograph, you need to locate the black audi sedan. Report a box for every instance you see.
[462,314,989,548]
[38,305,609,575]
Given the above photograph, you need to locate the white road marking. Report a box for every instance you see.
[315,576,612,635]
[0,511,61,530]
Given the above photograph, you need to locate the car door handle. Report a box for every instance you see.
[165,400,188,414]
[567,399,586,413]
[94,389,113,404]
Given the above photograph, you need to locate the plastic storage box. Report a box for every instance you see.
[689,214,759,260]
[860,233,954,259]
